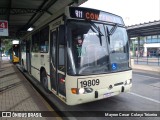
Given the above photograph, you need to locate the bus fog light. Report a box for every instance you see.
[79,88,85,94]
[84,88,93,93]
[125,79,131,85]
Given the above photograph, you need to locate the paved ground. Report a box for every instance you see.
[0,60,61,120]
[131,58,160,73]
[132,63,160,74]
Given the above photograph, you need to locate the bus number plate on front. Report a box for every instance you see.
[80,79,100,87]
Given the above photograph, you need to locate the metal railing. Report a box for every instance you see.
[133,54,160,66]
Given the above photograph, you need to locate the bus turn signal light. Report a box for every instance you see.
[71,88,78,94]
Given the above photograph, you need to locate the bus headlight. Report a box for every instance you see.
[79,88,85,94]
[79,88,93,94]
[71,87,93,94]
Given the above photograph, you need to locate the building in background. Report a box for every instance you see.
[127,20,160,57]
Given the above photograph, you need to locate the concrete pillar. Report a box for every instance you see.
[132,40,135,56]
[143,44,147,57]
[137,36,140,57]
[131,58,134,67]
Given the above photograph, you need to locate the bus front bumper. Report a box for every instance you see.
[66,84,132,105]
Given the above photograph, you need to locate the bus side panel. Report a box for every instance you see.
[31,53,41,81]
[40,53,51,90]
[21,52,27,70]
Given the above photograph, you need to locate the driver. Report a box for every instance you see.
[74,35,83,46]
[74,35,83,58]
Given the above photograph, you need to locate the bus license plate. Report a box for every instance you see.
[103,92,113,98]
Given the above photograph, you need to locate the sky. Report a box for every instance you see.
[80,0,160,26]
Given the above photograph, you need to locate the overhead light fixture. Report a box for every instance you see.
[130,37,137,40]
[27,27,33,31]
[12,40,19,44]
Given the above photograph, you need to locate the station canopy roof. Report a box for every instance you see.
[127,20,160,38]
[0,0,87,38]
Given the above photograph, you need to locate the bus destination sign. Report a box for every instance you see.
[69,7,124,25]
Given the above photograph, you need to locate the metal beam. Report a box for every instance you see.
[26,0,58,28]
[128,29,160,35]
[18,0,50,32]
[0,8,47,15]
[127,21,160,38]
[128,31,160,38]
[7,0,12,23]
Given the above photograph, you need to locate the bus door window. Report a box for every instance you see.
[58,44,66,96]
[58,28,66,97]
[26,40,31,73]
[50,29,66,96]
[50,30,57,92]
[58,45,65,72]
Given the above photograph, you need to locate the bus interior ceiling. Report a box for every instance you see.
[0,0,88,39]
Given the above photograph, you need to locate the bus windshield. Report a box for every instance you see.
[67,21,129,75]
[106,25,129,72]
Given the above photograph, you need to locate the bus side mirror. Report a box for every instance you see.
[59,25,65,45]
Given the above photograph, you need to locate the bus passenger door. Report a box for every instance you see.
[50,28,66,97]
[50,30,58,93]
[57,44,66,97]
[57,25,66,97]
[26,40,31,73]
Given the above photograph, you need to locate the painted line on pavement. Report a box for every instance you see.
[134,73,160,80]
[128,92,160,104]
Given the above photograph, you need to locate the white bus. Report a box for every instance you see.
[21,6,132,105]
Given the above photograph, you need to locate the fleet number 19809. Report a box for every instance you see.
[80,79,100,87]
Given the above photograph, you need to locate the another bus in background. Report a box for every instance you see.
[11,40,20,63]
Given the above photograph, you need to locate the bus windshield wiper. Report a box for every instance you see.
[106,24,118,44]
[109,23,118,35]
[106,26,111,44]
[89,22,104,36]
[89,22,104,45]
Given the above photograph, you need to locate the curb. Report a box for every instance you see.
[132,65,160,74]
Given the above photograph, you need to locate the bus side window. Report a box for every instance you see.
[40,26,49,53]
[32,33,40,52]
